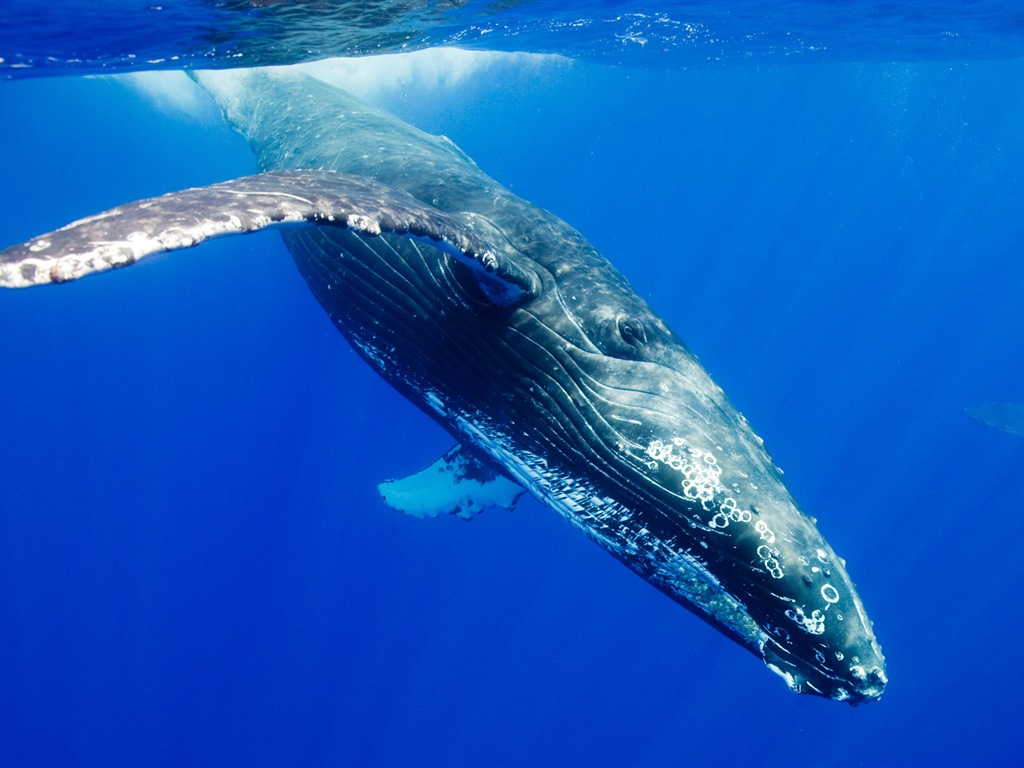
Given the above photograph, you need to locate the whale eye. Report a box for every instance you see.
[617,316,647,347]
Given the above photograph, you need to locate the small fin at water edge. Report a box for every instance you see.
[966,402,1024,437]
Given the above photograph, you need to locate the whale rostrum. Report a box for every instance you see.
[0,68,886,703]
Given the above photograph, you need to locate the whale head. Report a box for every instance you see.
[519,261,888,704]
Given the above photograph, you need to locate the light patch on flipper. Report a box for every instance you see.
[0,170,539,305]
[379,444,524,521]
[966,402,1024,438]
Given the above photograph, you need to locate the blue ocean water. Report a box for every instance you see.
[4,0,1024,73]
[2,4,1024,767]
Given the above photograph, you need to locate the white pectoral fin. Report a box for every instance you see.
[378,444,525,521]
[0,170,538,305]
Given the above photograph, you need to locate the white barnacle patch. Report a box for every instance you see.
[757,544,785,579]
[154,227,197,250]
[50,257,84,282]
[125,230,151,244]
[786,605,826,635]
[644,435,786,577]
[28,239,51,253]
[708,495,752,530]
[821,583,840,604]
[347,213,381,235]
[102,246,137,269]
[645,437,725,511]
[754,519,776,544]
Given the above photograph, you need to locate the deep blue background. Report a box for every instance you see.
[2,52,1024,767]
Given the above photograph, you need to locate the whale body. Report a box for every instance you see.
[0,68,886,703]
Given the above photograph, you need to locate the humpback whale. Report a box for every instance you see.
[0,68,886,703]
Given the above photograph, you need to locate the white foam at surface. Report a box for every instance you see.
[111,70,216,120]
[296,48,569,100]
[107,49,570,121]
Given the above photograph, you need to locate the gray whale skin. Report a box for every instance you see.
[0,69,886,704]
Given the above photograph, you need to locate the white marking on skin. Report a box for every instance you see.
[766,664,800,693]
[610,414,643,426]
[755,520,776,543]
[646,435,784,579]
[227,189,314,206]
[346,213,381,235]
[51,258,83,282]
[757,544,784,579]
[786,605,826,635]
[645,438,724,510]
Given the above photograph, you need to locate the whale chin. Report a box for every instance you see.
[764,646,887,705]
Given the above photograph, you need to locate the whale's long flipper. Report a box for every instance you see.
[0,170,539,305]
[379,443,525,520]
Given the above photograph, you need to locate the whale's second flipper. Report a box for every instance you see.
[0,170,539,305]
[379,444,525,520]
